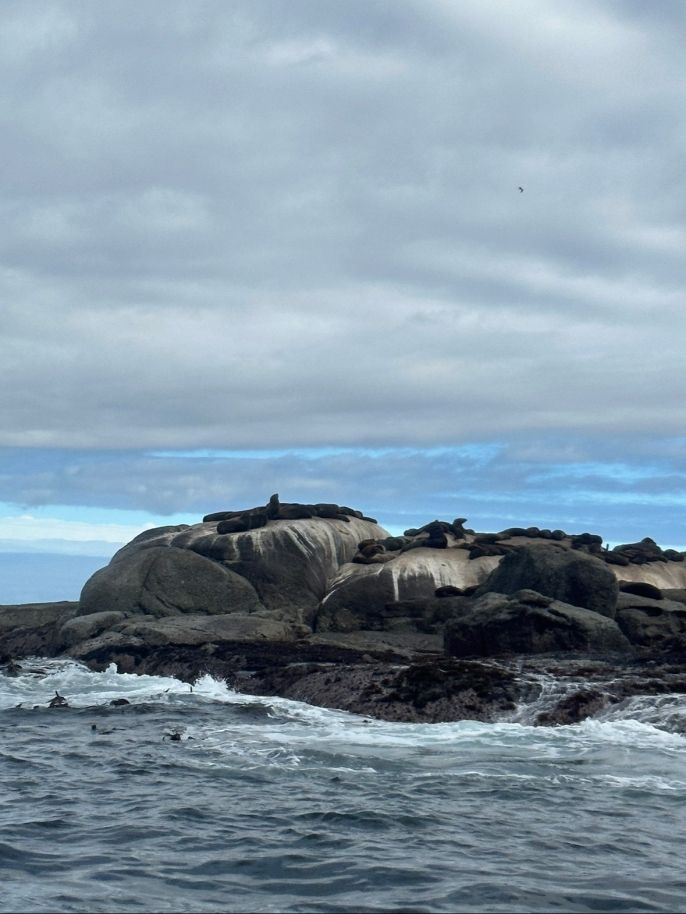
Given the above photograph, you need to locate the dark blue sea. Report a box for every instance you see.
[2,659,686,913]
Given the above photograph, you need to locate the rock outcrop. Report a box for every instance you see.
[615,592,686,652]
[444,590,631,658]
[79,495,387,627]
[315,547,497,632]
[475,544,619,618]
[79,547,263,619]
[3,497,686,724]
[0,602,79,662]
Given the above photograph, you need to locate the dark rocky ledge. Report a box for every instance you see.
[2,495,686,725]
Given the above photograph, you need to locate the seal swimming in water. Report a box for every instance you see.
[48,690,68,708]
[91,723,119,734]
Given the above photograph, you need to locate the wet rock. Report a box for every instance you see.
[662,589,686,606]
[535,688,610,726]
[70,613,308,662]
[241,657,524,723]
[58,611,127,648]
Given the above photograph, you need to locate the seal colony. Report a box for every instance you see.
[2,494,686,724]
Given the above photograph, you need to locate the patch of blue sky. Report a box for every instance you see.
[146,443,506,464]
[440,487,686,508]
[570,491,686,507]
[526,462,682,483]
[0,501,197,528]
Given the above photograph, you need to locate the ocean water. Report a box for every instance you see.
[1,660,686,914]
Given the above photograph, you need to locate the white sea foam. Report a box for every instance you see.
[0,657,204,710]
[3,658,686,771]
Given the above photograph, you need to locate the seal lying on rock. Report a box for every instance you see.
[205,494,377,531]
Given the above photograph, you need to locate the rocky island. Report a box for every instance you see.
[2,494,686,725]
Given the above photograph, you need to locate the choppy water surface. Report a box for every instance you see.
[2,660,686,913]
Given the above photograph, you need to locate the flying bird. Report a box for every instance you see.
[518,186,524,193]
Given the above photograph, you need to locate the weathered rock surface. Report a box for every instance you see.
[475,544,619,618]
[80,500,386,627]
[444,590,631,658]
[238,657,528,723]
[534,688,612,726]
[68,612,308,669]
[80,547,263,619]
[58,611,128,649]
[0,602,79,662]
[315,547,499,632]
[615,593,686,652]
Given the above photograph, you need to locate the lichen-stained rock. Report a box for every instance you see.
[315,548,500,632]
[444,591,632,658]
[79,546,263,618]
[476,544,619,618]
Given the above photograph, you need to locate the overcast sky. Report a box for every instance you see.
[1,0,685,597]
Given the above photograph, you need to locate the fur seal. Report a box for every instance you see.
[48,690,68,708]
[91,723,118,734]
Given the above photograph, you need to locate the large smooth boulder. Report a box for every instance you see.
[79,546,263,619]
[444,590,631,657]
[58,611,128,648]
[79,514,387,628]
[179,517,386,624]
[476,544,619,618]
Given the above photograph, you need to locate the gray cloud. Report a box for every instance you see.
[1,0,685,451]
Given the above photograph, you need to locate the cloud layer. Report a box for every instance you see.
[2,0,685,450]
[2,441,685,550]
